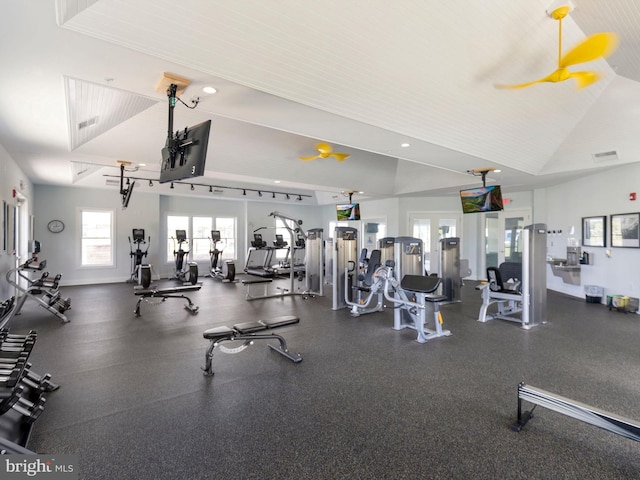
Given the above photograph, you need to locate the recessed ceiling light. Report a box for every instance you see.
[138,163,146,167]
[401,143,410,148]
[202,86,217,94]
[494,169,502,173]
[273,180,281,184]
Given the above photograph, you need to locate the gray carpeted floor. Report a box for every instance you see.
[8,275,640,479]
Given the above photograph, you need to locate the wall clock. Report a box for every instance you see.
[47,219,65,233]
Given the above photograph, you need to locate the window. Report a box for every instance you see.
[81,209,114,266]
[274,217,291,261]
[216,218,236,260]
[166,215,236,262]
[192,216,212,261]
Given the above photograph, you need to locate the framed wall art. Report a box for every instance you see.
[610,213,640,248]
[582,216,606,247]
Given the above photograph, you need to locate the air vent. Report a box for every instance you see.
[78,116,99,130]
[105,179,120,187]
[592,150,618,162]
[213,189,224,194]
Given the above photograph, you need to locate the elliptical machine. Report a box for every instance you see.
[171,229,198,285]
[128,228,152,289]
[207,230,236,282]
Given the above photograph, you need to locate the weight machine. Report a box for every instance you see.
[127,228,151,289]
[344,249,386,317]
[379,264,452,343]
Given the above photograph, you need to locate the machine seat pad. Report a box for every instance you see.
[242,278,273,285]
[261,315,299,328]
[425,294,448,303]
[203,326,235,341]
[401,275,440,294]
[233,321,267,334]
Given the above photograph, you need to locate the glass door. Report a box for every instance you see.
[410,212,460,275]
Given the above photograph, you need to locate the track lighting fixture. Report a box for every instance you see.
[104,172,313,201]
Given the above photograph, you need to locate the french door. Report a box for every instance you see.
[409,212,460,275]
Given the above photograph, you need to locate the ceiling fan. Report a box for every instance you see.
[495,5,618,90]
[299,142,350,162]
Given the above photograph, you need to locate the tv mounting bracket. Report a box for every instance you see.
[165,83,198,169]
[467,167,499,187]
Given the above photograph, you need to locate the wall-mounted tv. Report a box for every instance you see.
[121,180,135,210]
[336,203,361,221]
[159,119,211,184]
[460,185,504,214]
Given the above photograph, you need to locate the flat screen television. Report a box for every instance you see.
[159,119,211,184]
[210,230,221,242]
[336,203,361,221]
[460,185,504,214]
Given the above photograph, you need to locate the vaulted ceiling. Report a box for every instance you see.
[2,0,640,205]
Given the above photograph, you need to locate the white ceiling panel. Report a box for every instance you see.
[3,1,640,204]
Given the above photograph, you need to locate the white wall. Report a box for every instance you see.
[26,162,640,302]
[544,163,640,301]
[34,185,160,285]
[0,144,34,299]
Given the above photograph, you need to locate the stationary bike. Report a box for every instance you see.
[171,229,198,285]
[128,228,152,289]
[207,230,236,282]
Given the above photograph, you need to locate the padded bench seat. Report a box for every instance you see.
[202,315,301,376]
[134,285,202,296]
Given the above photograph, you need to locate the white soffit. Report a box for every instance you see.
[57,0,615,176]
[65,76,158,151]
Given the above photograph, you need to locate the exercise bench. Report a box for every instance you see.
[134,285,201,317]
[202,315,302,376]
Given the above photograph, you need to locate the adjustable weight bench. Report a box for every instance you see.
[202,315,302,376]
[134,285,201,317]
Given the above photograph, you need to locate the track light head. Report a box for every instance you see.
[170,182,174,189]
[272,192,275,198]
[209,186,213,193]
[243,189,246,196]
[148,180,153,187]
[286,194,290,200]
[297,195,302,201]
[190,184,195,191]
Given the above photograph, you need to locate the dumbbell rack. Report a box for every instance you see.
[0,307,58,449]
[4,258,71,326]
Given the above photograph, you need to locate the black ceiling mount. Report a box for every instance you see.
[467,168,499,187]
[164,83,200,170]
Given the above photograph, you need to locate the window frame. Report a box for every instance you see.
[79,207,115,268]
